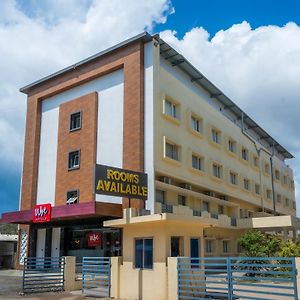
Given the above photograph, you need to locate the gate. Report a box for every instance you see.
[178,257,298,300]
[82,257,111,297]
[22,257,65,293]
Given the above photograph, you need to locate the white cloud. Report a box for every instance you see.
[0,0,173,167]
[161,22,300,211]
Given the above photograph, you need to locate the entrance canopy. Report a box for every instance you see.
[1,202,122,224]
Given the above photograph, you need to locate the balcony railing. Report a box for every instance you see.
[231,218,237,227]
[161,204,173,213]
[211,213,219,219]
[193,210,202,217]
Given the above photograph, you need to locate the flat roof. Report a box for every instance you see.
[19,32,293,159]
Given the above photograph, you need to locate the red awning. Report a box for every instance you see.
[1,201,122,224]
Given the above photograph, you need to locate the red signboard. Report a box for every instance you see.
[33,203,51,223]
[86,232,102,247]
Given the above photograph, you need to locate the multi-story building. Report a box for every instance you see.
[2,32,298,291]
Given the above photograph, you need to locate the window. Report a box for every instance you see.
[275,170,280,180]
[211,128,220,144]
[255,184,260,195]
[213,164,222,179]
[223,241,229,253]
[156,190,165,204]
[171,237,182,257]
[228,139,236,153]
[205,240,213,253]
[277,194,281,203]
[203,201,209,212]
[178,195,186,206]
[68,150,80,170]
[283,175,288,185]
[135,238,153,269]
[191,115,202,133]
[165,141,179,161]
[70,111,81,131]
[243,178,250,190]
[241,147,249,161]
[266,189,272,199]
[264,163,270,174]
[230,172,237,185]
[218,205,224,214]
[192,155,203,171]
[285,198,289,207]
[291,180,295,189]
[293,201,296,210]
[164,99,177,118]
[253,156,259,167]
[66,190,79,205]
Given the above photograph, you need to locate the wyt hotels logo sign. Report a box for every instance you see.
[33,203,51,223]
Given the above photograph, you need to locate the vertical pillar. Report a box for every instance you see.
[294,257,300,299]
[167,257,178,300]
[283,229,289,241]
[293,229,298,241]
[110,256,121,298]
[64,256,76,291]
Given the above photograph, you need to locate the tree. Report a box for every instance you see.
[0,223,18,234]
[277,240,300,258]
[237,230,281,257]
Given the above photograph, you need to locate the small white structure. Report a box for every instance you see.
[0,234,18,268]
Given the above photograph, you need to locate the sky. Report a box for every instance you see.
[0,0,300,216]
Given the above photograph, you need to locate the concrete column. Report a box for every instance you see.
[167,257,178,300]
[110,256,121,298]
[283,229,289,241]
[293,229,298,241]
[63,256,76,291]
[295,257,300,299]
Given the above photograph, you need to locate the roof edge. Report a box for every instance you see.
[20,31,153,94]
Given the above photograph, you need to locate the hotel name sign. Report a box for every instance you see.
[94,164,148,200]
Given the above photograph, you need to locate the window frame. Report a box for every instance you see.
[178,195,186,206]
[228,138,237,154]
[241,147,249,161]
[68,149,80,170]
[134,237,153,269]
[165,140,180,161]
[229,171,238,185]
[243,178,250,191]
[205,239,214,253]
[191,114,203,133]
[66,189,79,205]
[212,163,222,179]
[164,98,178,119]
[69,111,82,132]
[192,154,204,171]
[211,128,221,144]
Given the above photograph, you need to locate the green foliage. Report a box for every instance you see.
[237,230,281,257]
[277,240,300,258]
[0,223,18,234]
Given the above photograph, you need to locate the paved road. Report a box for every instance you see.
[0,270,98,300]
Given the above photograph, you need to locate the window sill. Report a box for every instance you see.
[68,166,80,171]
[239,158,250,165]
[69,127,81,133]
[208,140,222,150]
[161,113,181,126]
[188,127,203,139]
[189,167,205,176]
[210,175,223,183]
[226,150,237,158]
[163,156,182,167]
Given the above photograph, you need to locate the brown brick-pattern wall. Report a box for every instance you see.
[20,97,41,211]
[122,42,145,210]
[20,40,146,212]
[55,92,98,205]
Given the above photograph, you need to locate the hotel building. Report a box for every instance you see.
[2,33,298,296]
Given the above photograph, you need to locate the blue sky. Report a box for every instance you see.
[156,0,300,37]
[0,0,300,217]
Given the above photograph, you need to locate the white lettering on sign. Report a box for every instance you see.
[34,206,48,217]
[89,234,99,242]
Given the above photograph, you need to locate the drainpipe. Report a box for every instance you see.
[240,113,276,215]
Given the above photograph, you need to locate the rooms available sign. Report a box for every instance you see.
[94,164,148,200]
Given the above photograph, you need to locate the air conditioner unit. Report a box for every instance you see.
[159,176,172,184]
[181,183,192,190]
